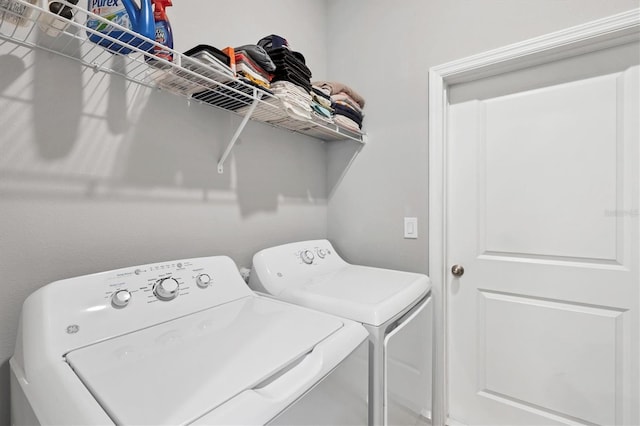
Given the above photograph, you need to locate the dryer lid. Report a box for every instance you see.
[65,296,343,425]
[284,265,431,326]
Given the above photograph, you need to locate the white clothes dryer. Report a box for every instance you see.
[10,256,368,425]
[249,240,433,426]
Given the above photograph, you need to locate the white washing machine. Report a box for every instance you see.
[249,240,433,426]
[10,256,369,425]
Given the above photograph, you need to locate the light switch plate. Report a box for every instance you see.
[404,217,418,239]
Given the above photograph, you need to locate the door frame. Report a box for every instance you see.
[427,9,640,426]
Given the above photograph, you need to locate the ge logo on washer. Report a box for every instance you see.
[66,325,80,334]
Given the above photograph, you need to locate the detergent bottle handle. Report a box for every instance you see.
[120,0,138,28]
[138,0,154,39]
[120,0,155,39]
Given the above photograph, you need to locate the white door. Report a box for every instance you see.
[446,39,639,426]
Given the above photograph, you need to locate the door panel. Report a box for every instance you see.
[479,290,625,426]
[482,74,619,261]
[447,43,639,426]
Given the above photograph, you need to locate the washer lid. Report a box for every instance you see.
[65,296,343,425]
[283,265,431,326]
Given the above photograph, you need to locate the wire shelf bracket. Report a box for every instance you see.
[217,90,262,174]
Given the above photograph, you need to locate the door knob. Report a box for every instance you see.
[451,265,465,277]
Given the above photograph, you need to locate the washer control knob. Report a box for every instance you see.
[300,250,314,264]
[154,277,179,301]
[316,248,327,259]
[111,289,131,308]
[196,273,211,288]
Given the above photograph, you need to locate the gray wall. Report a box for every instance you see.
[0,1,328,423]
[326,0,638,273]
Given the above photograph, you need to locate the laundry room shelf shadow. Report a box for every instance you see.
[0,0,367,173]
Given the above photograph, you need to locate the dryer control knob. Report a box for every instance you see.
[196,273,211,288]
[316,248,327,259]
[154,277,179,301]
[111,289,131,308]
[300,250,314,264]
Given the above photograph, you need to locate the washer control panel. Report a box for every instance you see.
[32,256,253,351]
[96,257,251,310]
[111,289,131,308]
[196,273,211,288]
[153,277,180,301]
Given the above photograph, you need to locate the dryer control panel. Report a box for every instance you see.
[285,241,342,268]
[297,246,333,265]
[249,239,349,295]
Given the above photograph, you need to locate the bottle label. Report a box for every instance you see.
[155,25,166,44]
[87,0,132,34]
[153,22,173,61]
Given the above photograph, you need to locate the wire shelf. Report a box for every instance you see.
[0,0,366,152]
